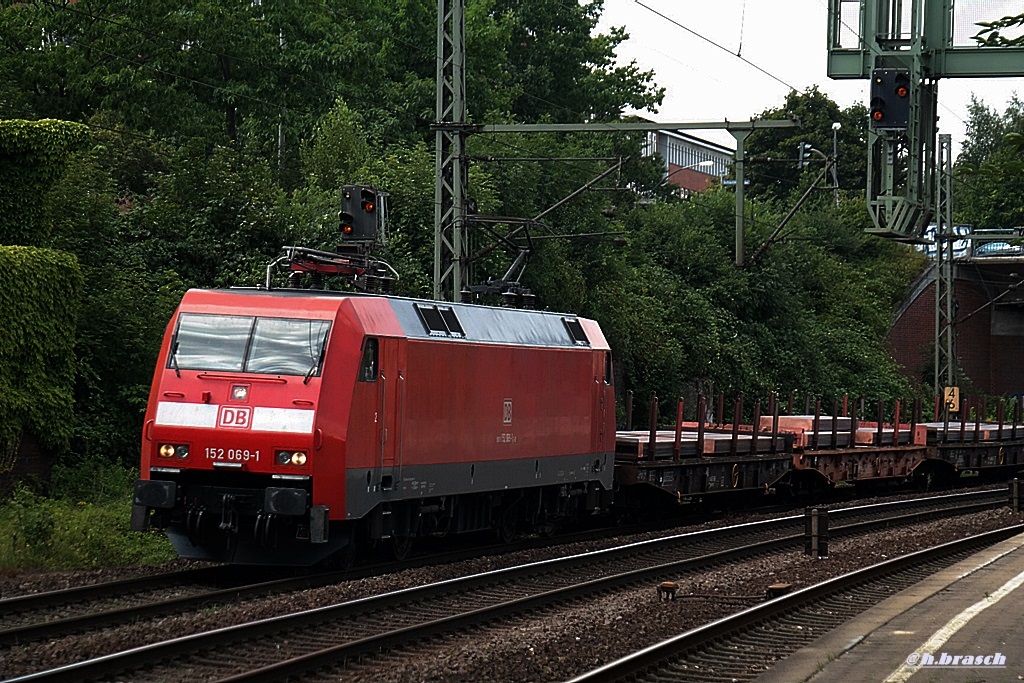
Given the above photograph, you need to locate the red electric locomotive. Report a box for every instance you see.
[131,286,616,564]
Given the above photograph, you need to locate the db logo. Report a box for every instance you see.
[218,406,252,429]
[503,400,513,425]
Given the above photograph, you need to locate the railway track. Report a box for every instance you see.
[5,488,1009,683]
[0,509,737,648]
[3,487,998,650]
[568,524,1024,683]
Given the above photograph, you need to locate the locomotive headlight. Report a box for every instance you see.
[158,444,189,459]
[275,450,308,466]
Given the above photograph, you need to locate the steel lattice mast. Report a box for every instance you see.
[433,0,468,301]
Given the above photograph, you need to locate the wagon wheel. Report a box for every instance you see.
[391,533,414,561]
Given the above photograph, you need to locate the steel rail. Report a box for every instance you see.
[567,524,1024,683]
[0,569,363,647]
[0,512,707,646]
[0,566,224,612]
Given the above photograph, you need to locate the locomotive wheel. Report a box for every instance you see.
[334,535,359,569]
[496,508,518,543]
[391,533,414,561]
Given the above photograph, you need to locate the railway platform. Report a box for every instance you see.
[757,529,1024,682]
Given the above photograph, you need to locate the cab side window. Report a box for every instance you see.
[359,338,379,382]
[604,351,613,386]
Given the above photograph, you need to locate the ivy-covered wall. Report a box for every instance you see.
[0,118,87,479]
[0,119,89,246]
[0,247,82,474]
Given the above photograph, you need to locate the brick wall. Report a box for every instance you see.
[888,269,1024,396]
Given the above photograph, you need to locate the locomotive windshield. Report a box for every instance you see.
[169,313,331,376]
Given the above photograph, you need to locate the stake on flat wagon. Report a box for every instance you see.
[750,400,761,455]
[942,396,950,443]
[876,398,884,447]
[730,394,742,456]
[893,400,901,446]
[812,398,821,449]
[647,393,658,460]
[998,399,1005,441]
[673,397,683,461]
[1013,399,1020,441]
[959,398,967,444]
[848,397,858,449]
[912,397,921,443]
[974,398,981,442]
[697,394,707,457]
[830,398,838,449]
[771,393,780,454]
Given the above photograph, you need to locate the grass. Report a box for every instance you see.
[0,459,176,570]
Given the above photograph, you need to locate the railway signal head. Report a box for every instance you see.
[797,142,813,169]
[869,69,911,131]
[339,185,380,242]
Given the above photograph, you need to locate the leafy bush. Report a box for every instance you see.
[0,461,174,569]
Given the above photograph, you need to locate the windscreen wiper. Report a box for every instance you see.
[169,341,181,378]
[304,343,327,385]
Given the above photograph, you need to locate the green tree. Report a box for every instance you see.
[744,87,868,204]
[602,187,916,410]
[485,0,663,122]
[954,96,1024,229]
[974,14,1024,46]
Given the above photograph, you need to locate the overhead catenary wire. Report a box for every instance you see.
[633,0,799,93]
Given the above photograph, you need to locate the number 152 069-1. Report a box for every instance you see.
[206,448,260,462]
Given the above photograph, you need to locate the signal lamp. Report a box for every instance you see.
[340,185,380,241]
[869,68,911,130]
[340,210,355,235]
[360,188,376,213]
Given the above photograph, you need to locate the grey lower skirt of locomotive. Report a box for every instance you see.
[131,469,337,565]
[131,468,611,565]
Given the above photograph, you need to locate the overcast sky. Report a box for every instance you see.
[597,0,1024,157]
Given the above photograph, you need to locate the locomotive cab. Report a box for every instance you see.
[131,290,356,564]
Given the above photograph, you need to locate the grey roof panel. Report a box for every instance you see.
[390,300,585,348]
